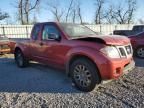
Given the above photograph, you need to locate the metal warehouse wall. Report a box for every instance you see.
[0,24,134,38]
[85,24,134,35]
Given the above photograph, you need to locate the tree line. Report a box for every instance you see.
[0,0,143,25]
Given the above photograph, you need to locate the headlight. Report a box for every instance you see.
[100,46,120,58]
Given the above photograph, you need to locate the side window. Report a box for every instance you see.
[42,25,59,40]
[32,25,41,40]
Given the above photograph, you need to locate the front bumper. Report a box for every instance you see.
[98,57,135,80]
[101,59,135,84]
[123,60,135,74]
[110,59,135,79]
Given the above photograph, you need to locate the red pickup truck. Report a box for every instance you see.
[12,22,135,92]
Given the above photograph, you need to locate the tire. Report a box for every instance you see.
[15,49,29,68]
[70,58,101,92]
[135,46,144,59]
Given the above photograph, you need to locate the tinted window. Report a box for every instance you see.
[42,25,59,40]
[133,26,144,31]
[32,25,41,40]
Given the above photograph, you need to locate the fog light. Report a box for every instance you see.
[115,67,121,74]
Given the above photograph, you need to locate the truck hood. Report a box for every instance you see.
[71,35,130,45]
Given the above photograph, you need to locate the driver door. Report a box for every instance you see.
[39,24,63,66]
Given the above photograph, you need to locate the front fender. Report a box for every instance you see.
[65,46,108,76]
[66,46,97,62]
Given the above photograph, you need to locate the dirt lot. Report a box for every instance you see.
[0,54,144,108]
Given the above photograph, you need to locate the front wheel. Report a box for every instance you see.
[135,47,144,59]
[70,58,101,92]
[15,50,29,68]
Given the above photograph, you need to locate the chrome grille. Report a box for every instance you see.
[116,44,133,58]
[125,45,132,54]
[119,48,126,56]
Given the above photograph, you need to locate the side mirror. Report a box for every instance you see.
[48,33,61,41]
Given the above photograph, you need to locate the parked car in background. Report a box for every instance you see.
[113,25,144,36]
[128,32,144,58]
[12,22,135,92]
[0,35,11,54]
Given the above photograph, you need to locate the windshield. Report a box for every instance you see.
[60,23,97,37]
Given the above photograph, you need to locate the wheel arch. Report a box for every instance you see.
[14,44,29,58]
[66,54,102,82]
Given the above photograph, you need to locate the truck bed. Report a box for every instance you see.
[9,38,30,53]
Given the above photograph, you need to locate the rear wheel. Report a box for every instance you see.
[136,47,144,58]
[15,50,29,67]
[70,58,101,92]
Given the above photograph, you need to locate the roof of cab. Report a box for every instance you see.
[34,22,59,25]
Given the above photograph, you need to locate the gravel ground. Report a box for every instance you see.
[0,54,144,108]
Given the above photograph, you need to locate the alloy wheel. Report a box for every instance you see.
[73,64,92,88]
[137,47,144,58]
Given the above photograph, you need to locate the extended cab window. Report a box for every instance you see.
[32,25,41,40]
[42,25,59,40]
